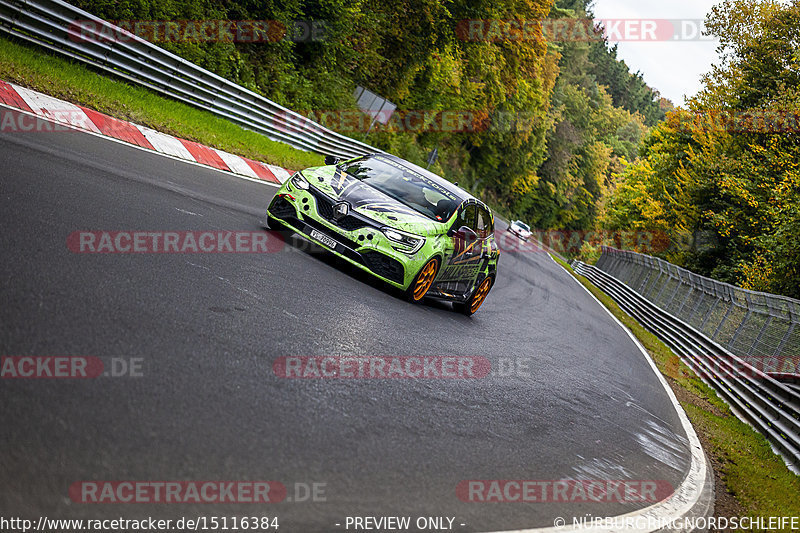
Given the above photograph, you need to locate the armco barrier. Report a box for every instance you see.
[596,246,800,378]
[570,258,800,474]
[0,0,380,159]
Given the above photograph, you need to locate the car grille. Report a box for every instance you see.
[297,217,367,267]
[311,188,335,219]
[302,216,361,251]
[272,190,405,286]
[308,187,371,231]
[298,219,404,284]
[362,251,404,285]
[336,216,369,231]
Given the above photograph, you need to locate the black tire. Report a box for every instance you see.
[454,277,493,316]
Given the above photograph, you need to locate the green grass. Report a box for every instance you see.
[551,254,800,524]
[0,35,322,170]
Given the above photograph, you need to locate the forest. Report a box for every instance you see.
[603,0,800,297]
[73,0,799,297]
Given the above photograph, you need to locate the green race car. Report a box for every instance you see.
[266,153,499,315]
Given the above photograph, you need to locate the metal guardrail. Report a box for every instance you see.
[596,246,800,378]
[0,0,380,160]
[570,259,800,474]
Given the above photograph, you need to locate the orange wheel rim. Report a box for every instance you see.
[470,278,492,313]
[412,260,437,300]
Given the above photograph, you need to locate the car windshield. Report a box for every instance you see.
[517,222,530,231]
[339,155,464,221]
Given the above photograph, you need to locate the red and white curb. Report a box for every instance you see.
[0,79,293,186]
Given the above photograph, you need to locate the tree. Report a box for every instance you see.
[604,0,800,297]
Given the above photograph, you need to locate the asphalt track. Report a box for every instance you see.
[0,108,693,532]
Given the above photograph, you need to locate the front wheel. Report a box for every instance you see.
[406,257,439,303]
[454,276,493,316]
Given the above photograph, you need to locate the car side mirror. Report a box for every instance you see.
[324,155,340,166]
[450,225,478,241]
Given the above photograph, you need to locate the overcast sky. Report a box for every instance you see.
[591,0,723,106]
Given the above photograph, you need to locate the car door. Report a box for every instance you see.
[474,205,496,280]
[433,203,484,296]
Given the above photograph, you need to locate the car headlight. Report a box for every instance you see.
[381,227,425,254]
[290,172,310,191]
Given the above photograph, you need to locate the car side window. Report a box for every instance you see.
[476,207,492,238]
[457,204,476,232]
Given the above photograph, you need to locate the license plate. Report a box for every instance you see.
[310,229,338,249]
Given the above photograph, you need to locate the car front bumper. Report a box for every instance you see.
[266,187,430,290]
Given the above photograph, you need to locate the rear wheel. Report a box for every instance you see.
[406,257,439,303]
[454,276,493,316]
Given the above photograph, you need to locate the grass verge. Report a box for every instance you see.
[0,35,322,170]
[551,254,800,526]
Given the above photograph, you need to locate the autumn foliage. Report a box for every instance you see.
[603,0,800,298]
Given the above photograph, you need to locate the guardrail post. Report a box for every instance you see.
[712,302,734,341]
[630,257,647,290]
[646,266,664,301]
[774,323,795,358]
[665,269,684,308]
[700,298,718,331]
[686,285,707,324]
[653,264,670,303]
[748,315,773,356]
[637,265,653,292]
[676,282,695,315]
[728,309,752,350]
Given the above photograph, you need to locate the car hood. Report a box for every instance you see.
[512,224,531,234]
[302,166,448,235]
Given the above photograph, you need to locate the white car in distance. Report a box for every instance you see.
[508,220,532,242]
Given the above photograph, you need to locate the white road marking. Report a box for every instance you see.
[175,208,202,216]
[515,255,713,533]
